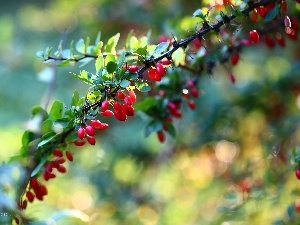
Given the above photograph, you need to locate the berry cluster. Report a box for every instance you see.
[148,62,169,82]
[75,120,109,146]
[18,178,48,210]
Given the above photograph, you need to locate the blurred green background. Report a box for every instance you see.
[1,0,300,224]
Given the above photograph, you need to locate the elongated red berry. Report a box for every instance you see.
[228,72,236,84]
[128,65,139,73]
[251,10,258,22]
[148,68,158,81]
[156,63,166,77]
[191,88,199,98]
[52,148,63,157]
[26,191,35,203]
[101,110,114,116]
[160,58,172,65]
[87,136,96,145]
[249,30,259,44]
[91,120,102,129]
[231,53,240,65]
[116,91,126,100]
[122,104,135,116]
[296,169,300,179]
[128,90,136,103]
[30,177,39,190]
[281,0,287,11]
[77,127,85,139]
[113,102,123,111]
[101,100,109,112]
[66,151,73,162]
[74,140,86,146]
[276,33,285,47]
[85,125,96,136]
[157,130,165,143]
[55,157,66,164]
[57,165,67,173]
[43,171,50,181]
[264,35,275,48]
[188,100,196,110]
[114,110,127,121]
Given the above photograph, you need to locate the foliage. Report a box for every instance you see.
[0,0,300,224]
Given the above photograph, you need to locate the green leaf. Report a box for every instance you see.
[71,90,79,106]
[95,32,101,45]
[126,30,134,49]
[134,47,148,56]
[105,54,116,65]
[119,79,131,88]
[71,70,94,85]
[129,36,139,49]
[172,47,186,66]
[76,38,85,54]
[193,9,206,20]
[41,119,53,135]
[104,33,120,53]
[145,119,163,137]
[85,36,90,53]
[87,90,101,103]
[117,51,126,67]
[58,59,72,67]
[36,132,57,148]
[106,61,118,73]
[22,130,34,147]
[153,42,169,55]
[165,122,176,137]
[135,97,156,111]
[36,51,44,58]
[94,40,103,55]
[265,5,280,22]
[95,55,104,73]
[135,81,151,92]
[45,47,53,57]
[50,100,64,120]
[53,118,71,129]
[31,157,48,177]
[31,106,48,118]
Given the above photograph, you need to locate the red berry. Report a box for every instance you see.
[116,91,126,100]
[281,0,287,11]
[57,165,67,173]
[74,140,86,146]
[113,102,123,112]
[26,191,35,203]
[40,184,48,196]
[251,10,258,23]
[264,35,275,48]
[128,65,139,73]
[170,110,182,118]
[160,58,172,65]
[249,30,260,44]
[87,136,96,145]
[52,148,63,157]
[188,100,196,110]
[124,96,133,105]
[30,177,39,190]
[284,16,291,28]
[77,127,85,139]
[85,125,96,136]
[296,169,300,179]
[128,90,136,103]
[187,80,195,88]
[228,72,236,84]
[157,130,165,143]
[21,200,27,210]
[158,35,170,43]
[43,171,50,181]
[114,110,127,121]
[193,38,201,48]
[231,53,240,65]
[167,102,178,111]
[101,110,114,117]
[122,104,135,116]
[148,68,158,81]
[101,100,109,112]
[191,88,199,98]
[66,151,73,162]
[276,33,285,47]
[91,120,102,129]
[55,157,66,164]
[156,63,166,77]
